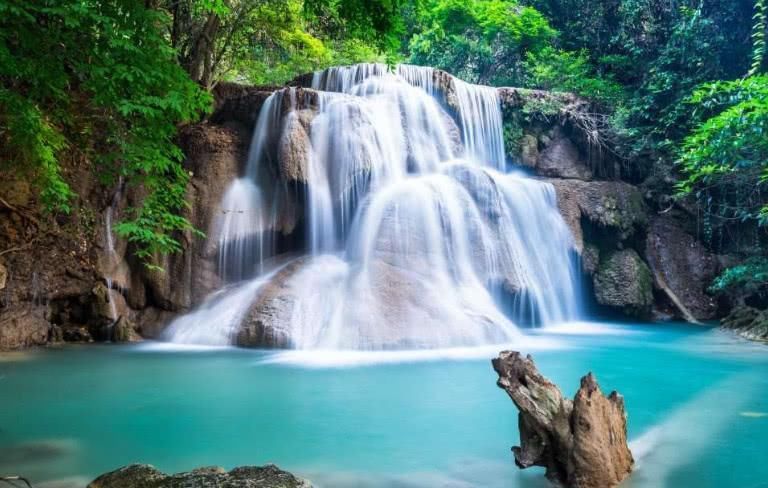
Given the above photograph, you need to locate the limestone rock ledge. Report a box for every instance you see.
[492,351,633,488]
[88,463,313,488]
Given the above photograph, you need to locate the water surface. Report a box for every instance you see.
[1,322,767,487]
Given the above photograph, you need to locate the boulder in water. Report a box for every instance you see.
[87,463,312,488]
[237,258,312,348]
[492,351,633,488]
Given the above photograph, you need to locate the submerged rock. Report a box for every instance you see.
[492,351,633,488]
[88,463,312,488]
[593,249,654,317]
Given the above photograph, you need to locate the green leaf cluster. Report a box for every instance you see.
[676,75,768,224]
[710,256,768,295]
[0,1,212,259]
[407,0,556,85]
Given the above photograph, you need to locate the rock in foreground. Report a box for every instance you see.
[88,464,313,488]
[492,351,633,488]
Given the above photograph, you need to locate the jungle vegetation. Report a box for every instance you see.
[1,0,766,296]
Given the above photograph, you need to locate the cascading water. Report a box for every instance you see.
[166,64,583,349]
[103,176,124,323]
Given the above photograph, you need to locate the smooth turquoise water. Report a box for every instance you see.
[1,322,767,487]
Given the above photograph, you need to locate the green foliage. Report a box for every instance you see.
[523,47,624,107]
[676,75,768,224]
[0,88,74,213]
[750,0,767,76]
[407,0,555,84]
[230,0,386,85]
[710,257,768,294]
[0,1,211,260]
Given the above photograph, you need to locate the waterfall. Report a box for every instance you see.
[166,64,583,349]
[103,176,124,323]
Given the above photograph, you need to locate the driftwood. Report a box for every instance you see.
[492,351,633,488]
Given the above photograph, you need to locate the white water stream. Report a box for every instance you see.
[166,64,583,349]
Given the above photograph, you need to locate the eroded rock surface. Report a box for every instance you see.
[593,249,654,317]
[645,216,719,320]
[492,351,633,488]
[88,463,312,488]
[721,305,768,342]
[548,179,647,253]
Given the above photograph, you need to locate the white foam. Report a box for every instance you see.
[535,321,642,336]
[257,337,566,368]
[133,342,238,353]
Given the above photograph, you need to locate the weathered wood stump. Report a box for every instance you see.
[492,351,633,487]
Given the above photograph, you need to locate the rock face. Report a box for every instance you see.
[537,131,593,180]
[721,305,768,342]
[88,463,312,488]
[0,308,50,349]
[548,179,647,254]
[237,258,310,348]
[645,216,719,320]
[593,249,654,317]
[277,111,312,184]
[492,351,633,488]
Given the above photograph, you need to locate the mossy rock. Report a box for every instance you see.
[593,249,653,317]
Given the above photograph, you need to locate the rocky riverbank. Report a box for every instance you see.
[88,464,312,488]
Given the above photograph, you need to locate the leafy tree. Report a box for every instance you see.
[0,1,211,260]
[676,75,768,225]
[407,0,555,85]
[227,0,387,85]
[523,47,624,107]
[167,0,402,87]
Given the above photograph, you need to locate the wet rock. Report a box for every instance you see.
[61,325,93,343]
[593,249,654,317]
[519,134,539,167]
[0,307,49,350]
[440,108,464,156]
[645,216,719,321]
[238,258,311,348]
[135,307,178,339]
[88,463,313,488]
[537,130,593,181]
[721,305,768,342]
[278,112,312,184]
[549,179,648,253]
[111,316,142,342]
[210,82,279,132]
[0,439,74,469]
[492,351,633,488]
[582,244,600,275]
